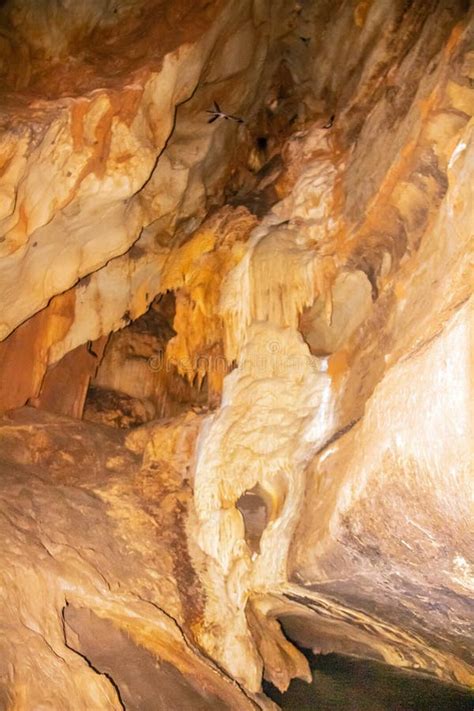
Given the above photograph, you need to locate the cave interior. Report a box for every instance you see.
[0,0,473,709]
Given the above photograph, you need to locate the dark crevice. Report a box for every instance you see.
[236,484,269,555]
[314,417,361,456]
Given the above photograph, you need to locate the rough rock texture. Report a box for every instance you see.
[85,291,205,425]
[0,0,473,708]
[0,0,287,409]
[0,407,269,710]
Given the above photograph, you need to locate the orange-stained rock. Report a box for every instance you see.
[31,337,108,419]
[0,288,75,412]
[0,0,293,341]
[0,0,472,706]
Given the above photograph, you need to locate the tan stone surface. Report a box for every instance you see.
[0,407,265,710]
[0,0,289,341]
[0,0,472,706]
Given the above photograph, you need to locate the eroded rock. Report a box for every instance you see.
[0,0,473,707]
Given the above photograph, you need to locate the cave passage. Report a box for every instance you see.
[264,650,474,711]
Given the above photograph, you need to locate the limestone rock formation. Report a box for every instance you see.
[0,0,473,708]
[0,407,263,710]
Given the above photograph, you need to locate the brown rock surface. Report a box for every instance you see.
[0,0,473,707]
[0,407,265,710]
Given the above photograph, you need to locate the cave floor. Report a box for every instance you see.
[264,651,474,711]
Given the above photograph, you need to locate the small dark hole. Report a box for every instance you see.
[236,485,269,554]
[256,136,268,152]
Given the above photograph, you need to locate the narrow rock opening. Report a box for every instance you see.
[255,136,268,153]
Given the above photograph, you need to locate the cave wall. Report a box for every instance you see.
[0,0,289,411]
[0,0,473,708]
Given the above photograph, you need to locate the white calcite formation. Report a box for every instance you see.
[0,0,473,708]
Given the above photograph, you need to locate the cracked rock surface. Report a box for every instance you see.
[0,407,262,710]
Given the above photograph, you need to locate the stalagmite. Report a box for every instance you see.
[191,134,344,689]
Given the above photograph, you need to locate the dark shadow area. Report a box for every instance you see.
[263,648,474,711]
[236,484,269,554]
